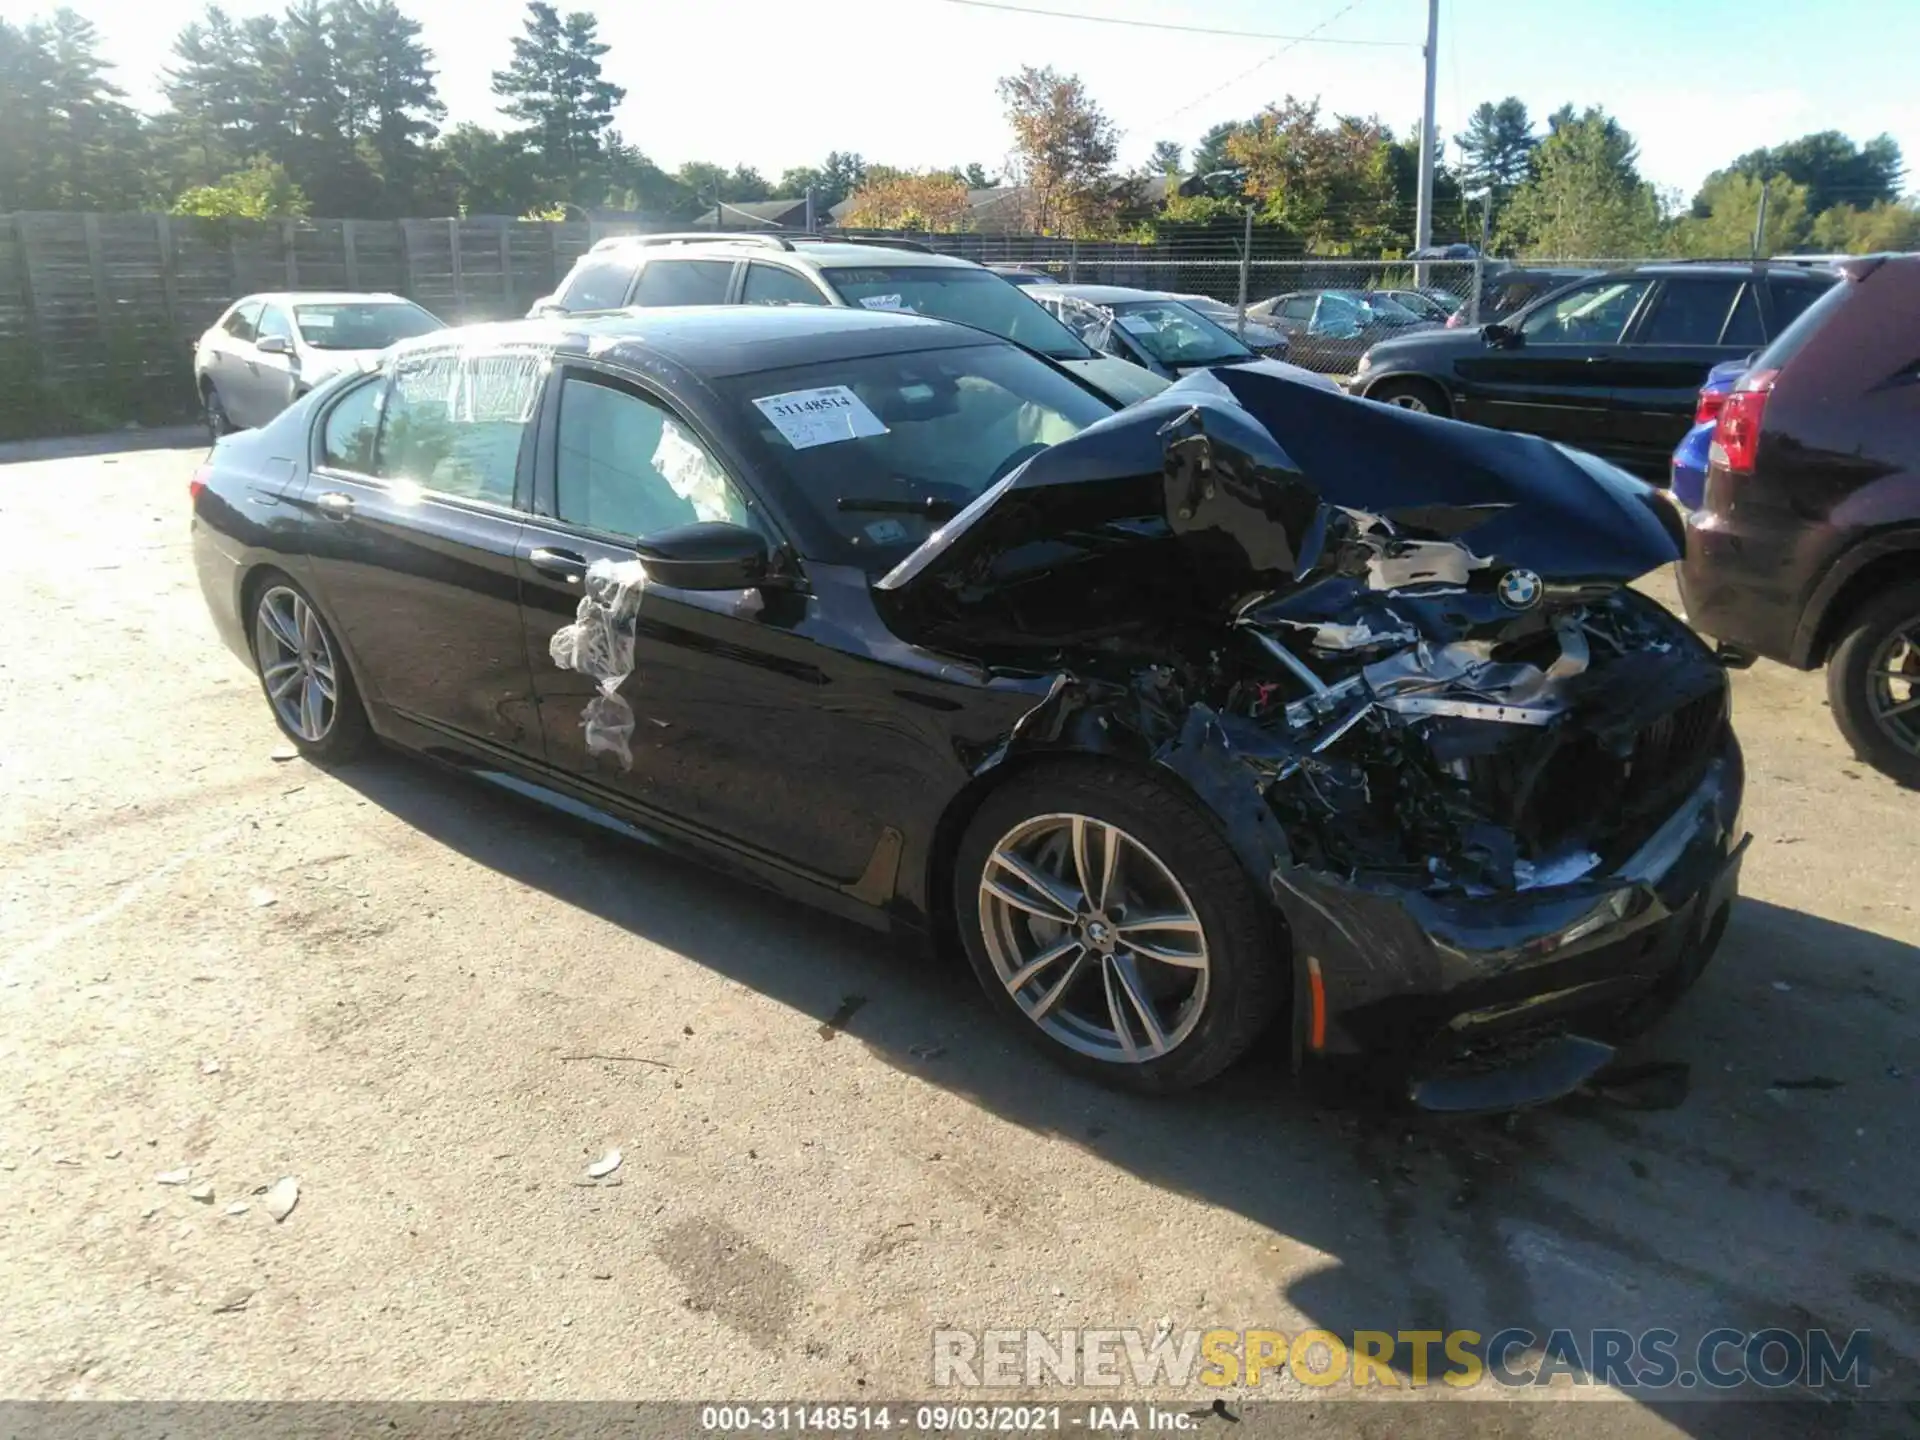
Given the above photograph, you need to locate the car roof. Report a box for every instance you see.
[1618,262,1840,281]
[1026,283,1180,304]
[589,235,980,273]
[233,292,413,307]
[388,305,994,379]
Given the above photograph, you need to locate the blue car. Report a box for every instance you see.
[1670,359,1748,509]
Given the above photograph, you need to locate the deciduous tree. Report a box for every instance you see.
[839,170,970,231]
[1226,97,1402,253]
[1673,172,1810,257]
[996,65,1119,235]
[172,155,308,217]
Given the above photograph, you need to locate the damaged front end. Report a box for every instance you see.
[878,368,1746,1109]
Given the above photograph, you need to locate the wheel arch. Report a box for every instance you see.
[922,746,1295,973]
[236,561,379,715]
[1358,371,1452,414]
[1796,529,1920,667]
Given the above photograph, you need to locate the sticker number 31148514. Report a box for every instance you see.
[751,385,890,451]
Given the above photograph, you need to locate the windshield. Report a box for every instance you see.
[294,302,443,351]
[720,342,1116,572]
[1110,300,1254,366]
[821,266,1094,361]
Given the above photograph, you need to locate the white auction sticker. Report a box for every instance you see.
[752,385,890,451]
[1117,313,1158,335]
[858,294,907,312]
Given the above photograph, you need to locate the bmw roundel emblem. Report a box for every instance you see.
[1498,568,1543,610]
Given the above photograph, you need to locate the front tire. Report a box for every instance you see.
[953,762,1286,1093]
[250,577,371,763]
[1367,376,1450,416]
[1826,580,1920,788]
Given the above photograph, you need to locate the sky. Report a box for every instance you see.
[41,0,1920,203]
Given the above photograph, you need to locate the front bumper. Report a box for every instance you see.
[1279,737,1747,1106]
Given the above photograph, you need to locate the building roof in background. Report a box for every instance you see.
[691,197,813,230]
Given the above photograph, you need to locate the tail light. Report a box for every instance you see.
[189,463,212,503]
[1709,369,1777,475]
[1694,388,1729,426]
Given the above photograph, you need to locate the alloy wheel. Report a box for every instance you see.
[254,586,338,744]
[977,813,1210,1064]
[1383,392,1431,413]
[205,387,232,439]
[1866,612,1920,758]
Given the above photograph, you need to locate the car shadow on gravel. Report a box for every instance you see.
[334,751,1920,1436]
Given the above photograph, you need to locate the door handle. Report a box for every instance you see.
[527,546,587,583]
[314,491,354,521]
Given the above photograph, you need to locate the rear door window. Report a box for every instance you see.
[373,349,543,506]
[632,259,736,306]
[559,255,638,312]
[1721,285,1765,348]
[1633,279,1742,345]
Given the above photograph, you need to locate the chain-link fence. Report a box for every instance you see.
[824,234,1671,376]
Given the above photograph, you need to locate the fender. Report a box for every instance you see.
[1791,527,1920,667]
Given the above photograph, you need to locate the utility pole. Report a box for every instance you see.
[1750,183,1769,260]
[1415,0,1439,256]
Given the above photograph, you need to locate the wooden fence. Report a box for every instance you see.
[0,212,654,440]
[0,211,1401,441]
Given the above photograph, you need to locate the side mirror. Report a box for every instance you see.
[529,297,564,318]
[1482,322,1519,348]
[256,334,293,356]
[635,521,769,591]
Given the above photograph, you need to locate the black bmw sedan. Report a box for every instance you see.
[192,306,1747,1106]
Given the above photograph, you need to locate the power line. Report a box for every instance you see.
[1150,0,1384,129]
[934,0,1410,47]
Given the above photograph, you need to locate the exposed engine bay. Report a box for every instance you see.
[876,365,1729,902]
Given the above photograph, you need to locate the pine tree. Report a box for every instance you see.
[492,2,625,193]
[1453,98,1536,197]
[0,10,147,210]
[337,0,443,211]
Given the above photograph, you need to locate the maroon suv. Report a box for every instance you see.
[1677,253,1920,785]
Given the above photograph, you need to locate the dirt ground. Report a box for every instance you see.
[1,437,1916,1436]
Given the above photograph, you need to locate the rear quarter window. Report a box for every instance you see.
[1753,277,1852,375]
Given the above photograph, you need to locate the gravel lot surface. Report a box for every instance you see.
[2,438,1915,1437]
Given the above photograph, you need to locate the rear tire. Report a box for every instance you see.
[1826,580,1920,788]
[248,574,371,764]
[952,761,1286,1093]
[1367,376,1450,416]
[202,382,234,441]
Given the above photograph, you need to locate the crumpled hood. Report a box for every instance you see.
[877,366,1681,608]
